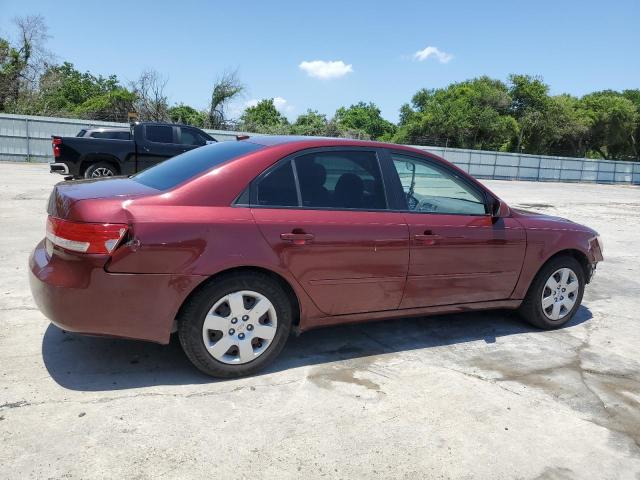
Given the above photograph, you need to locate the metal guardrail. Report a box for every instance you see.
[1,113,639,185]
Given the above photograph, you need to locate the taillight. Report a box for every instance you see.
[52,137,62,158]
[46,216,128,254]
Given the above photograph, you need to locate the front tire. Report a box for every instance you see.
[519,255,585,329]
[178,272,292,378]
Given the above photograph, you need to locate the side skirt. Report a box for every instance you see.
[298,299,522,332]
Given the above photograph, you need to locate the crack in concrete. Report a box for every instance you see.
[0,378,303,412]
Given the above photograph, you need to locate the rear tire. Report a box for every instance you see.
[178,272,292,378]
[519,255,585,329]
[84,162,117,178]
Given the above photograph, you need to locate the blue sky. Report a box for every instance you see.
[1,0,638,122]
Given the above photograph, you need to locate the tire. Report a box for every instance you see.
[84,162,117,179]
[178,272,293,378]
[518,255,585,329]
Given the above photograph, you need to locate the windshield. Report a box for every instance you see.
[133,141,263,190]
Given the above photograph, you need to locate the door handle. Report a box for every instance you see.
[280,232,315,245]
[413,231,442,245]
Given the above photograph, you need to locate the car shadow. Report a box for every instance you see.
[42,306,592,391]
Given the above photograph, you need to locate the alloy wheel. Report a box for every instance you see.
[201,290,278,364]
[91,167,114,177]
[541,267,580,320]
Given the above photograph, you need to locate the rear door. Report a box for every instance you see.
[251,148,410,316]
[385,151,526,308]
[136,124,184,172]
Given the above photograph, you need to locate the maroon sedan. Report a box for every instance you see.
[30,137,603,378]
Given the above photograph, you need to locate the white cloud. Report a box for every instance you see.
[245,98,259,108]
[298,60,353,79]
[413,46,453,64]
[273,96,294,113]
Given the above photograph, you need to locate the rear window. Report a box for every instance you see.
[133,141,264,190]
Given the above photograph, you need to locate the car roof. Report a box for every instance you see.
[245,135,412,150]
[241,135,441,159]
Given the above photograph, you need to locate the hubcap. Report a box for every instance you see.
[201,290,277,365]
[541,268,580,320]
[91,167,114,178]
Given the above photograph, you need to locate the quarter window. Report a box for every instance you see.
[256,160,298,207]
[391,154,486,215]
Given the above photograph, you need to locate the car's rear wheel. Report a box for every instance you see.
[178,272,292,378]
[84,162,117,178]
[519,255,585,329]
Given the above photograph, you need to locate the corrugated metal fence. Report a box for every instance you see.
[1,112,639,185]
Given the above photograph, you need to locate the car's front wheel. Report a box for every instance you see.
[519,255,585,329]
[178,272,292,378]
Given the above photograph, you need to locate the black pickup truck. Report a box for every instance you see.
[50,122,216,178]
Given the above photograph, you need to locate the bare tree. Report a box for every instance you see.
[209,70,244,129]
[0,15,52,111]
[131,69,169,121]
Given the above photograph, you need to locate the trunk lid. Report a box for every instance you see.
[48,177,158,221]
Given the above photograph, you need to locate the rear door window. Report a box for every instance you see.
[145,125,174,144]
[253,149,388,210]
[294,151,386,209]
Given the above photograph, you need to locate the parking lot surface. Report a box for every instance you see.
[1,163,639,479]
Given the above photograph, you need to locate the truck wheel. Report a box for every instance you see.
[178,272,293,378]
[84,162,117,178]
[518,255,585,329]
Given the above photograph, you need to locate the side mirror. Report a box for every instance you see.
[489,197,501,219]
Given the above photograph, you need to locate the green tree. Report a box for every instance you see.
[622,89,640,160]
[168,104,208,127]
[545,94,590,157]
[579,91,638,159]
[290,109,328,136]
[397,76,516,150]
[240,98,289,133]
[37,62,134,121]
[334,101,395,140]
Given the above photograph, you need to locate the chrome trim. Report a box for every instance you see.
[49,163,69,175]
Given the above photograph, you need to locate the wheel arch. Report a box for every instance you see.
[175,266,302,329]
[542,249,591,281]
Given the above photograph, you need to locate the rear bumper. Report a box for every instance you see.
[29,240,205,344]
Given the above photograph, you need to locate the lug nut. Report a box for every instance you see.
[247,324,254,331]
[562,288,566,292]
[231,318,238,324]
[238,333,245,340]
[242,315,249,321]
[228,328,235,335]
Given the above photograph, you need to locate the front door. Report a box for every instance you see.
[251,149,410,316]
[388,153,526,308]
[136,124,184,172]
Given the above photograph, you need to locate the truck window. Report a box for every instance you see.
[180,128,207,146]
[145,125,174,143]
[90,131,131,140]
